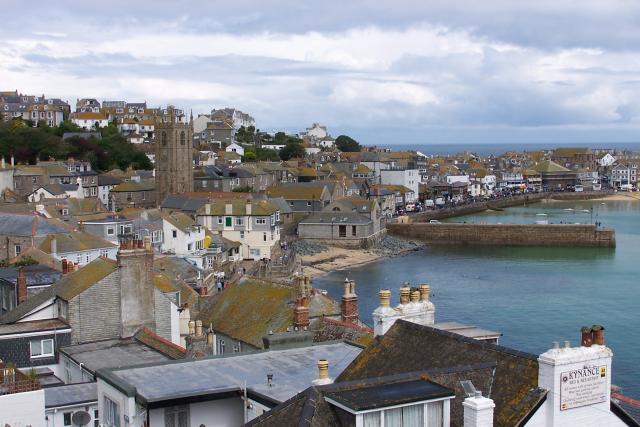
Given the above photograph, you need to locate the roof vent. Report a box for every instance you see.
[460,380,477,398]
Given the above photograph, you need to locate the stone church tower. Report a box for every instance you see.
[154,106,193,204]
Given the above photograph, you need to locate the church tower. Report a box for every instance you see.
[154,106,193,205]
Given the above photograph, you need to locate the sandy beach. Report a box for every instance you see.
[586,193,640,202]
[299,246,383,278]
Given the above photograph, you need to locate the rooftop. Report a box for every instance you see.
[44,382,97,408]
[60,337,174,374]
[102,342,361,404]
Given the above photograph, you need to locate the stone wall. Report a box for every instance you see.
[69,272,121,344]
[412,191,611,222]
[387,223,615,247]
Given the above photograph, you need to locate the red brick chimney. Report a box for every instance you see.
[294,297,310,330]
[592,324,605,345]
[581,326,593,347]
[17,266,27,305]
[341,279,358,324]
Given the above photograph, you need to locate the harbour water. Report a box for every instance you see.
[313,200,640,397]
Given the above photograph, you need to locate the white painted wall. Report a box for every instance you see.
[45,402,98,427]
[0,168,15,193]
[380,169,419,203]
[55,247,118,266]
[0,389,45,427]
[148,397,244,427]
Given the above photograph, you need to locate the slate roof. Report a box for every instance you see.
[97,174,123,186]
[0,264,61,287]
[197,199,278,216]
[266,184,329,201]
[533,160,571,173]
[0,319,69,336]
[160,194,208,212]
[249,370,458,427]
[34,183,79,196]
[0,214,66,237]
[39,232,117,254]
[299,212,372,226]
[197,279,294,348]
[267,197,293,215]
[44,382,97,408]
[0,257,117,324]
[163,212,199,233]
[336,320,544,427]
[111,180,155,192]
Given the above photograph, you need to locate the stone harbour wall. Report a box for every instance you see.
[387,223,615,247]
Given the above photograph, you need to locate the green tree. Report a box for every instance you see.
[335,135,361,152]
[279,141,305,160]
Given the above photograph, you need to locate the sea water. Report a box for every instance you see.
[312,200,640,397]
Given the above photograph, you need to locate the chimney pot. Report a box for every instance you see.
[188,320,195,335]
[552,341,559,349]
[410,289,420,303]
[581,326,593,347]
[379,289,391,307]
[399,286,410,305]
[419,284,430,302]
[195,320,203,337]
[206,329,214,346]
[564,340,571,348]
[318,359,329,379]
[592,324,605,345]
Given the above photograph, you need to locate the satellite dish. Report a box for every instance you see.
[72,411,91,426]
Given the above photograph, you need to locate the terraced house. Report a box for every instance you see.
[197,199,280,260]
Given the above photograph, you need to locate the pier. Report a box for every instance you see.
[387,222,615,247]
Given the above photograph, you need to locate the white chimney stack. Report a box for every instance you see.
[312,359,333,386]
[463,391,495,427]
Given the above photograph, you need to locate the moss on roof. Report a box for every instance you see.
[111,180,155,192]
[266,185,327,200]
[533,160,571,173]
[197,199,278,216]
[197,279,294,348]
[56,258,118,300]
[163,212,197,232]
[134,327,186,359]
[39,232,117,254]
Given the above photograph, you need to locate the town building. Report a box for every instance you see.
[0,90,70,126]
[611,163,638,189]
[109,180,157,211]
[70,112,109,130]
[154,106,193,203]
[0,214,67,261]
[196,199,280,260]
[38,232,119,266]
[380,168,419,203]
[161,212,206,268]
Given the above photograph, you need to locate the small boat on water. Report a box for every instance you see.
[563,208,574,212]
[536,220,549,225]
[536,213,548,216]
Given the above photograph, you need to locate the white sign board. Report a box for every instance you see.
[560,365,608,411]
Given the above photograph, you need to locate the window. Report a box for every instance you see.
[172,230,177,238]
[385,404,424,427]
[339,225,347,237]
[256,217,266,225]
[307,201,312,207]
[352,225,357,236]
[107,227,115,236]
[94,410,99,427]
[263,232,267,242]
[180,131,186,146]
[161,131,167,146]
[235,217,244,226]
[217,217,223,225]
[30,338,54,358]
[63,412,72,426]
[62,208,69,216]
[187,243,192,251]
[275,211,280,222]
[250,248,260,257]
[165,405,189,427]
[14,244,21,256]
[240,231,245,239]
[103,396,120,427]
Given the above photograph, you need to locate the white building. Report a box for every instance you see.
[380,169,419,203]
[39,232,119,266]
[598,153,616,167]
[71,112,109,130]
[611,163,637,189]
[196,200,280,260]
[304,123,328,139]
[446,175,470,185]
[225,142,245,157]
[161,213,206,268]
[0,157,14,194]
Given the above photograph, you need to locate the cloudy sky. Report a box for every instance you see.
[2,1,640,145]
